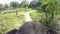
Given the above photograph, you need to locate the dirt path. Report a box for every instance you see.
[16,10,34,22]
[24,12,33,22]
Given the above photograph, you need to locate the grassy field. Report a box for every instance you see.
[0,13,25,34]
[0,8,32,14]
[0,8,32,34]
[0,8,60,34]
[29,10,45,22]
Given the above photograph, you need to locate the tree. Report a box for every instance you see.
[4,4,9,9]
[39,0,59,30]
[20,0,29,8]
[29,1,41,9]
[10,1,19,9]
[20,0,29,12]
[0,4,3,10]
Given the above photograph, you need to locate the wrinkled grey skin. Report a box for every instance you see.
[17,21,46,34]
[6,21,58,34]
[47,28,57,34]
[6,29,17,34]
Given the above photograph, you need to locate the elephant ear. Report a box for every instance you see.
[6,29,17,34]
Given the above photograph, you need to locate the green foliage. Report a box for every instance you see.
[10,1,19,8]
[30,10,45,22]
[0,8,32,34]
[0,0,60,34]
[39,18,51,28]
[0,8,32,15]
[39,0,54,4]
[29,1,41,9]
[30,10,40,21]
[20,0,29,8]
[37,1,60,33]
[4,4,9,9]
[0,4,3,10]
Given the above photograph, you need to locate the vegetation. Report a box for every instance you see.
[0,13,24,34]
[10,1,19,9]
[0,0,60,34]
[4,4,9,10]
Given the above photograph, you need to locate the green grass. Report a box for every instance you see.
[0,8,32,15]
[0,13,25,34]
[0,8,60,34]
[29,10,45,22]
[0,8,32,34]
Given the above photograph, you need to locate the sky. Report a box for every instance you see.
[0,0,33,4]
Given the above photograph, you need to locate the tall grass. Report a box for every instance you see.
[0,13,24,34]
